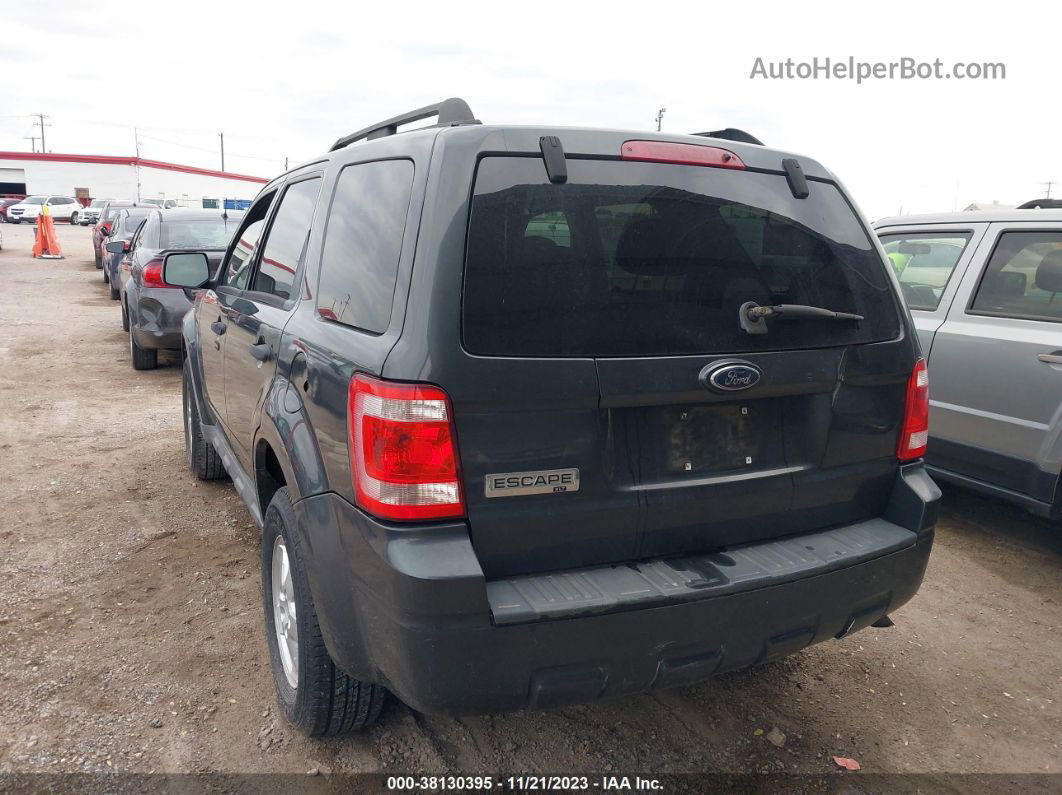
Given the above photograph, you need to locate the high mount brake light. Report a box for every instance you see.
[621,140,746,170]
[348,374,465,521]
[897,359,929,462]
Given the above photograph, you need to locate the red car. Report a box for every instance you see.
[0,198,23,223]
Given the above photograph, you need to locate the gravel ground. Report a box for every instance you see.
[0,221,1059,786]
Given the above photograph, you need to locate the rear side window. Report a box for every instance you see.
[317,160,414,333]
[463,157,899,357]
[251,178,321,300]
[970,231,1062,322]
[878,232,972,310]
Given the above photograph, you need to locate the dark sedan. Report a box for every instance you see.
[102,208,155,298]
[113,208,243,370]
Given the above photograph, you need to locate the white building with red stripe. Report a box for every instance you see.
[0,151,269,206]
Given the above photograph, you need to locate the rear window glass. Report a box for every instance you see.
[463,157,900,357]
[878,232,972,310]
[161,218,238,249]
[316,159,415,333]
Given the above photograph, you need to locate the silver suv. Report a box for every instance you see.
[875,209,1062,519]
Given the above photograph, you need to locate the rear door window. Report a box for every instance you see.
[463,157,900,357]
[878,232,972,310]
[970,231,1062,322]
[316,160,414,333]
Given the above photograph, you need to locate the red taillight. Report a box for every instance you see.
[897,359,929,462]
[142,259,175,288]
[348,374,465,521]
[621,140,746,170]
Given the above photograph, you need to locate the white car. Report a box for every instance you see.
[78,198,115,226]
[6,195,82,224]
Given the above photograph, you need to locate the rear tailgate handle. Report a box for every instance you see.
[249,342,272,362]
[1037,352,1062,365]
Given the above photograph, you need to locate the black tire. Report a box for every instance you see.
[70,211,78,225]
[109,282,119,300]
[121,300,130,332]
[262,487,385,736]
[182,361,225,481]
[94,249,102,269]
[102,268,108,283]
[129,329,157,370]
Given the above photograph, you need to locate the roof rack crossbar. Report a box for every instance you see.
[329,97,479,151]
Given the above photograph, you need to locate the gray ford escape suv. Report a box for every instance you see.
[168,98,939,735]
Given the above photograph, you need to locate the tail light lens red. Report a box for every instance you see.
[348,374,465,521]
[142,259,175,288]
[621,140,746,170]
[897,359,929,461]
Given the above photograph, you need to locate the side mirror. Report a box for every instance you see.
[163,252,211,288]
[105,240,126,253]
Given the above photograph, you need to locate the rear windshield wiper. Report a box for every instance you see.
[739,302,864,335]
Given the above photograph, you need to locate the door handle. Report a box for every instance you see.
[249,343,272,362]
[1037,353,1062,365]
[210,321,226,336]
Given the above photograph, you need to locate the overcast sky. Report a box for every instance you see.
[1,1,1057,220]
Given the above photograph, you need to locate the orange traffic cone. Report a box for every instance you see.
[33,205,63,259]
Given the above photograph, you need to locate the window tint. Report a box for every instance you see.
[970,231,1062,322]
[139,213,162,249]
[162,218,238,249]
[221,193,274,290]
[464,157,899,357]
[879,232,972,310]
[251,178,321,300]
[317,160,414,332]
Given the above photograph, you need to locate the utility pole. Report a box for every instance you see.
[33,113,51,152]
[25,136,39,153]
[655,107,667,132]
[1043,181,1055,200]
[284,156,289,171]
[134,127,142,158]
[219,132,225,172]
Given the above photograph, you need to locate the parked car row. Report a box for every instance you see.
[79,99,1057,743]
[88,200,243,369]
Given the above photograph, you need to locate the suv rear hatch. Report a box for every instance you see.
[455,145,909,578]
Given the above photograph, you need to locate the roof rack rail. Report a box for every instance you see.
[691,128,764,146]
[1017,198,1062,209]
[329,97,479,152]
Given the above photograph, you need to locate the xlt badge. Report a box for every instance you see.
[485,468,580,497]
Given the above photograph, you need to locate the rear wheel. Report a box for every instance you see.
[130,329,157,370]
[94,249,102,269]
[70,211,78,225]
[121,300,130,332]
[262,487,385,736]
[109,280,119,300]
[182,361,225,480]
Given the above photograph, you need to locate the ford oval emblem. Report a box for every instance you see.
[701,361,763,392]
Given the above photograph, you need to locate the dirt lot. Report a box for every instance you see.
[0,221,1060,785]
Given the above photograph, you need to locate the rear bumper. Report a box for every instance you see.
[129,288,191,351]
[294,465,938,715]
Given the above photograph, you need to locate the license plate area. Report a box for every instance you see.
[635,401,785,480]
